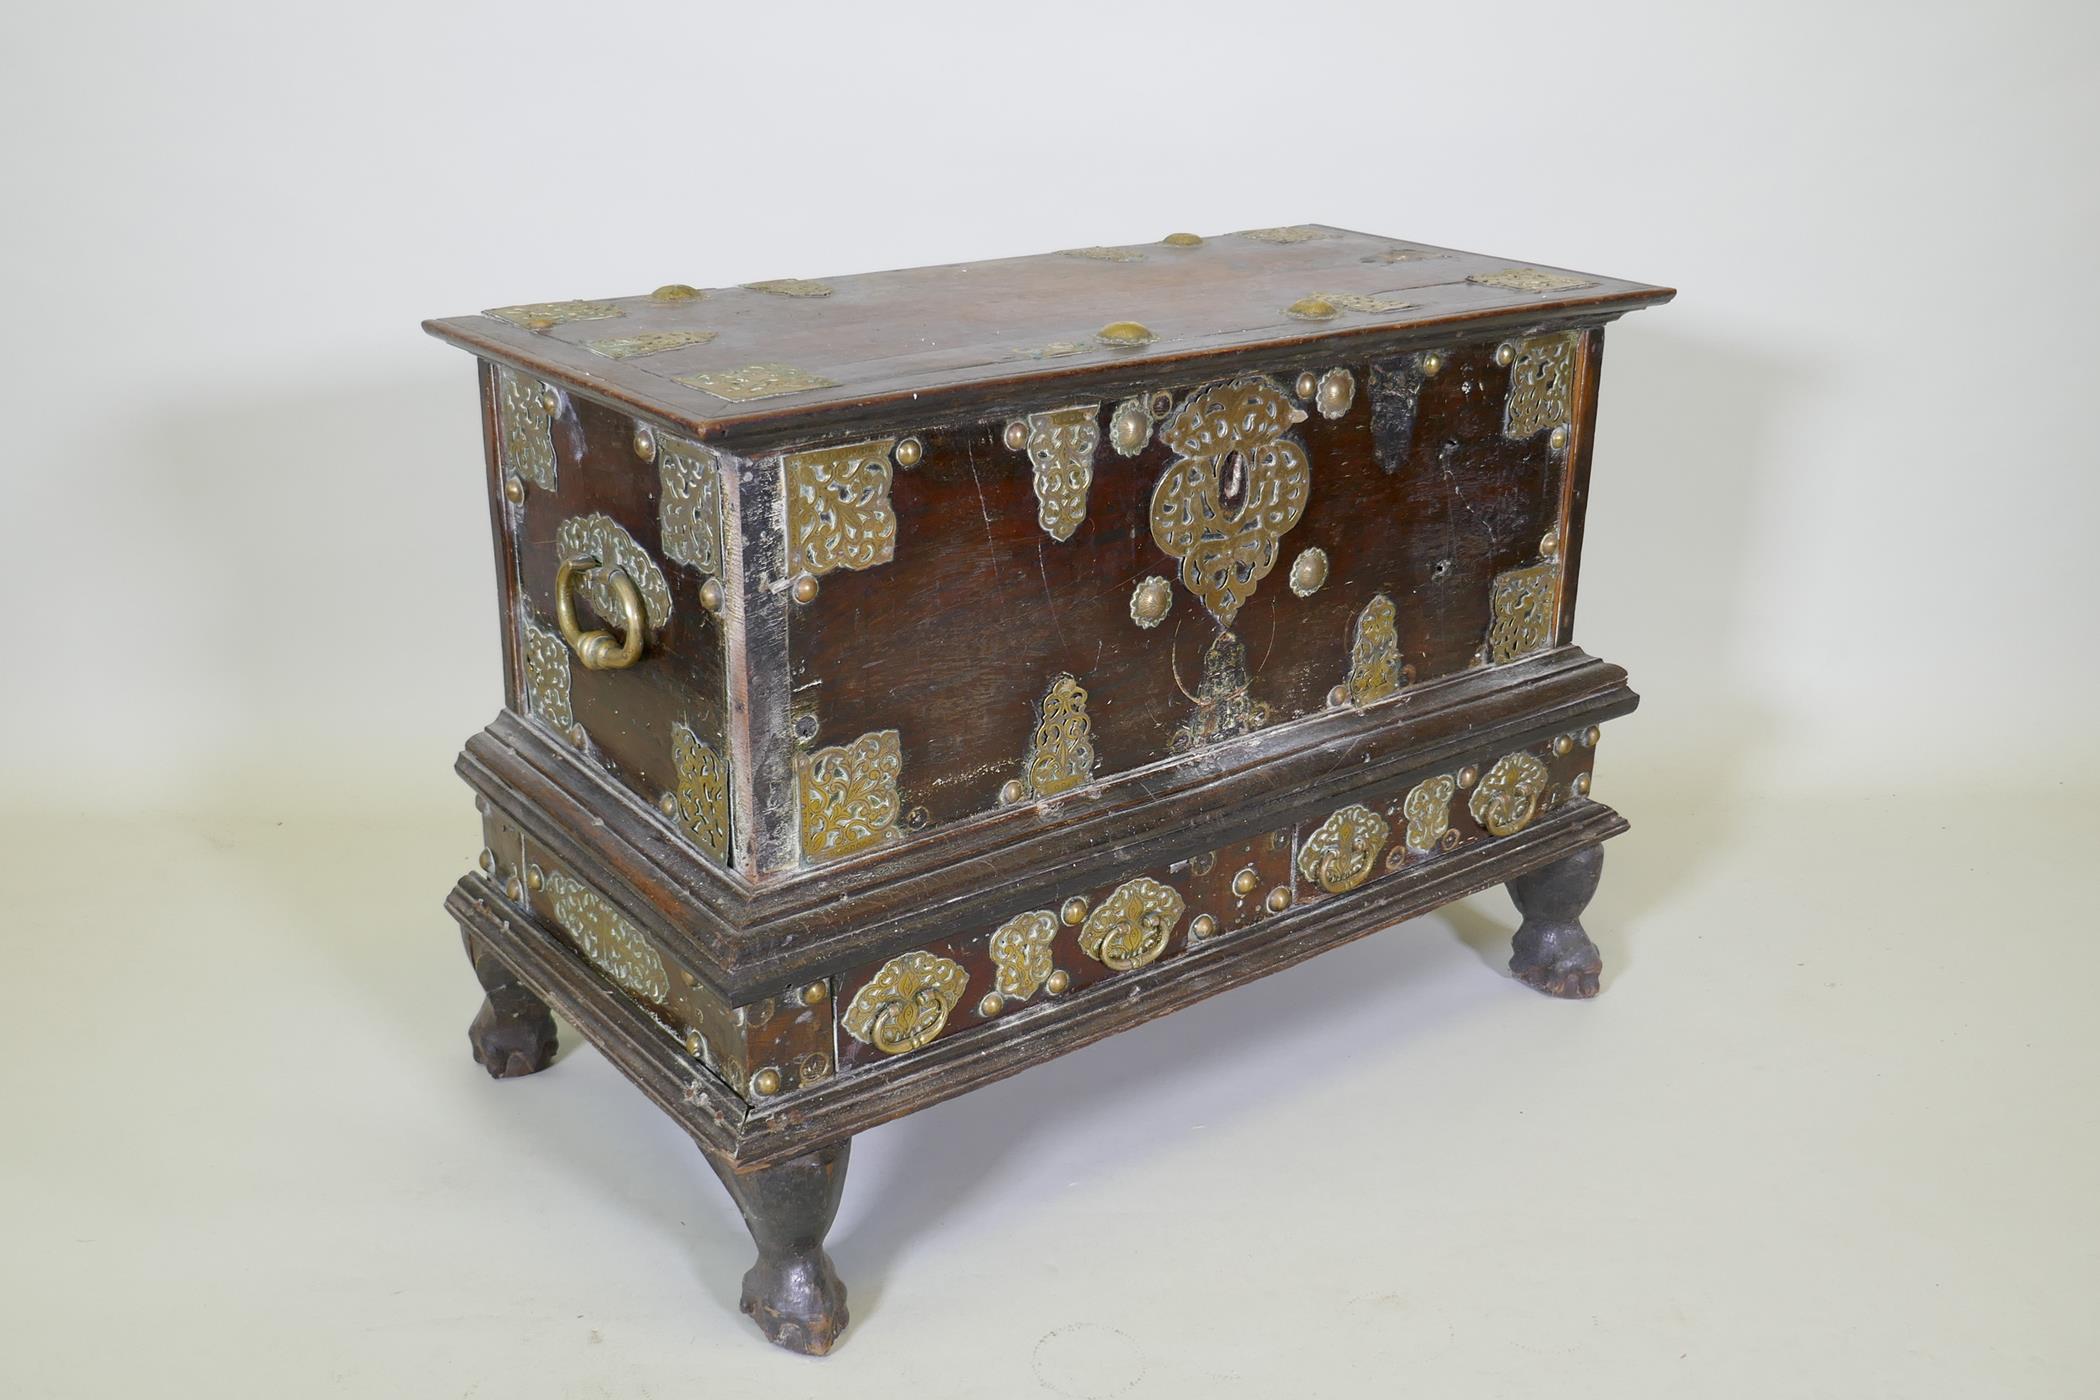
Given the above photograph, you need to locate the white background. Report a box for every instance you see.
[3,2,2095,1396]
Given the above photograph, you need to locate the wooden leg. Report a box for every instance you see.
[1506,844,1606,999]
[463,931,558,1078]
[707,1140,851,1355]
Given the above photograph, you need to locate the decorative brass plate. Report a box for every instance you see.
[1298,804,1389,894]
[1402,775,1457,853]
[1016,405,1100,542]
[1345,593,1402,704]
[519,615,575,730]
[583,330,716,359]
[658,434,725,577]
[1020,674,1095,799]
[989,911,1059,999]
[1483,561,1558,663]
[554,514,674,633]
[742,278,832,297]
[485,300,622,328]
[1315,291,1417,313]
[1240,225,1334,243]
[1502,331,1579,439]
[783,439,899,579]
[676,363,839,402]
[1151,376,1312,625]
[495,365,557,491]
[1469,752,1550,837]
[843,951,969,1055]
[1470,267,1597,294]
[671,723,731,862]
[544,870,671,1003]
[1079,876,1186,971]
[1060,245,1145,261]
[1173,632,1269,752]
[797,730,903,864]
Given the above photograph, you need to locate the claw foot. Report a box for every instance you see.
[464,933,557,1077]
[709,1139,852,1355]
[1506,844,1607,1000]
[740,1253,850,1355]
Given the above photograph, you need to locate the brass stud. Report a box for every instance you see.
[1289,547,1329,597]
[1327,684,1348,708]
[1458,765,1480,788]
[633,424,657,461]
[1190,913,1218,940]
[1060,896,1089,926]
[1003,420,1029,451]
[698,577,725,613]
[1295,371,1318,399]
[1584,725,1601,747]
[979,992,1006,1018]
[502,474,525,504]
[684,1031,703,1055]
[504,876,524,901]
[1553,734,1575,757]
[798,1053,830,1084]
[1540,529,1561,560]
[539,387,560,416]
[797,982,828,1006]
[477,848,496,874]
[751,1067,783,1097]
[1110,403,1151,455]
[894,437,923,468]
[1265,886,1292,914]
[1130,575,1173,628]
[1097,321,1157,348]
[1232,867,1259,897]
[1285,296,1338,322]
[791,575,820,604]
[651,283,702,301]
[1163,232,1204,247]
[1549,425,1569,451]
[679,967,696,987]
[999,779,1027,805]
[566,722,587,748]
[1573,771,1592,796]
[659,793,678,818]
[526,865,543,892]
[1046,969,1072,995]
[1316,368,1357,419]
[1420,351,1444,376]
[1495,342,1516,367]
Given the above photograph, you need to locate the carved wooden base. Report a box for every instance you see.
[707,1141,851,1355]
[464,931,558,1077]
[1506,843,1606,999]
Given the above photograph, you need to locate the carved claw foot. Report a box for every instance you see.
[708,1140,851,1355]
[464,933,558,1077]
[1506,844,1606,1000]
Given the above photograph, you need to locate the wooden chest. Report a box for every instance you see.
[427,225,1670,1353]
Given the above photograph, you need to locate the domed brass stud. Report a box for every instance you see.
[1285,296,1338,321]
[999,779,1026,805]
[504,876,524,901]
[539,387,560,416]
[1289,547,1329,597]
[1495,343,1516,367]
[801,981,828,1006]
[1553,734,1575,757]
[1110,403,1152,455]
[1130,575,1173,628]
[751,1067,783,1097]
[526,865,543,892]
[1190,913,1218,940]
[1583,726,1601,747]
[1097,321,1157,348]
[1046,969,1072,995]
[1316,368,1356,419]
[503,474,525,504]
[1232,867,1259,897]
[1458,765,1480,788]
[1540,529,1561,560]
[684,1030,703,1055]
[1327,684,1348,708]
[791,575,820,604]
[979,992,1006,1018]
[894,437,923,468]
[478,848,496,874]
[633,424,657,461]
[566,722,587,748]
[652,283,703,301]
[658,792,679,818]
[1265,886,1292,913]
[698,578,725,613]
[1003,420,1029,451]
[1420,352,1444,376]
[1162,232,1204,247]
[1295,371,1318,399]
[1060,896,1089,926]
[1573,772,1592,796]
[1549,426,1569,452]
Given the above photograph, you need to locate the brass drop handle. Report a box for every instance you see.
[555,554,647,671]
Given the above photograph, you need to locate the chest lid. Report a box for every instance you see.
[424,224,1671,449]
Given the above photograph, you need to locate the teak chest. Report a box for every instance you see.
[426,225,1671,1353]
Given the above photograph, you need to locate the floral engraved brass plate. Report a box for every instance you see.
[1298,803,1389,894]
[1483,562,1559,663]
[1470,267,1597,294]
[672,723,731,861]
[1018,405,1100,542]
[583,329,716,359]
[1023,674,1095,798]
[1174,631,1269,752]
[1402,775,1457,853]
[1240,225,1335,243]
[544,870,671,1003]
[783,439,898,578]
[658,434,725,577]
[1469,752,1550,837]
[495,365,557,490]
[797,729,903,863]
[1314,290,1417,313]
[1502,331,1579,439]
[1150,376,1312,624]
[1060,245,1145,261]
[520,615,575,729]
[1079,876,1186,971]
[1346,593,1403,704]
[676,363,839,402]
[485,300,622,328]
[555,514,674,632]
[742,278,833,297]
[843,951,969,1054]
[989,911,1058,999]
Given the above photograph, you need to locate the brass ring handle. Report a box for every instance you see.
[554,554,647,671]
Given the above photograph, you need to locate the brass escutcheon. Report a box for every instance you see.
[555,554,646,670]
